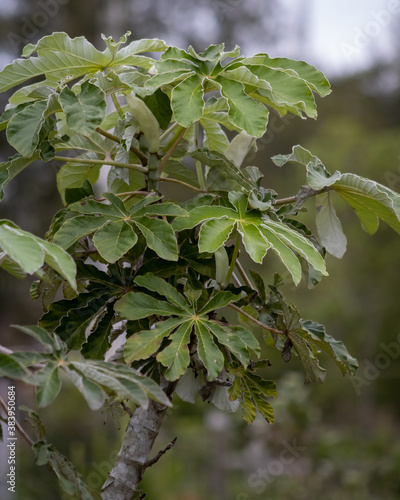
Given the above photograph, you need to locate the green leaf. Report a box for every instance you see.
[72,361,150,408]
[206,321,250,367]
[0,222,44,274]
[237,222,270,264]
[200,118,229,153]
[0,33,109,94]
[198,218,235,253]
[6,100,48,157]
[143,89,172,129]
[262,219,327,276]
[59,82,107,136]
[0,152,39,200]
[134,216,179,261]
[196,321,224,380]
[215,76,268,137]
[134,273,188,308]
[53,215,109,249]
[0,222,77,288]
[13,325,57,353]
[240,54,331,97]
[64,367,105,410]
[124,317,182,363]
[333,173,400,235]
[0,353,28,380]
[157,321,192,381]
[244,65,317,118]
[57,162,100,205]
[287,332,327,384]
[272,145,341,190]
[259,224,302,285]
[316,192,347,258]
[35,362,62,407]
[199,291,241,315]
[241,383,257,424]
[93,220,137,263]
[171,74,204,127]
[299,319,358,376]
[110,38,167,68]
[81,305,115,359]
[115,292,183,321]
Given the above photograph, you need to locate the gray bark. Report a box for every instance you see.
[101,399,169,500]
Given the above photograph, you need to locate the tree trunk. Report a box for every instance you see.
[101,398,170,499]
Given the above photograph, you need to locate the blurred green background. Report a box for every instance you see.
[0,1,400,499]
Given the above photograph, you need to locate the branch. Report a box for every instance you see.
[101,381,176,500]
[96,127,149,166]
[143,437,177,469]
[97,190,151,201]
[0,396,34,446]
[274,195,297,206]
[235,260,254,289]
[158,127,187,174]
[159,177,205,193]
[274,186,329,207]
[228,303,286,335]
[53,155,149,174]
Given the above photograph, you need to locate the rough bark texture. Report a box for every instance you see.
[101,399,169,500]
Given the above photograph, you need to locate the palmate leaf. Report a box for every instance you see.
[333,173,400,235]
[273,145,400,237]
[298,320,358,376]
[0,33,166,97]
[228,364,277,424]
[214,76,269,137]
[0,220,76,289]
[236,54,331,97]
[173,191,327,285]
[116,273,259,381]
[272,145,341,190]
[53,193,184,262]
[71,360,171,408]
[287,332,327,384]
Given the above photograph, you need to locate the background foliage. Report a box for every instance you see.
[0,2,399,499]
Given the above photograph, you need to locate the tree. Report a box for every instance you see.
[0,32,399,499]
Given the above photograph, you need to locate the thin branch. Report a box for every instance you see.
[274,195,297,206]
[231,272,242,287]
[97,190,151,201]
[96,127,149,166]
[0,396,34,446]
[120,401,134,418]
[111,94,124,118]
[235,260,254,289]
[143,437,177,469]
[228,303,286,335]
[53,155,149,174]
[160,121,179,142]
[159,177,205,193]
[158,127,187,174]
